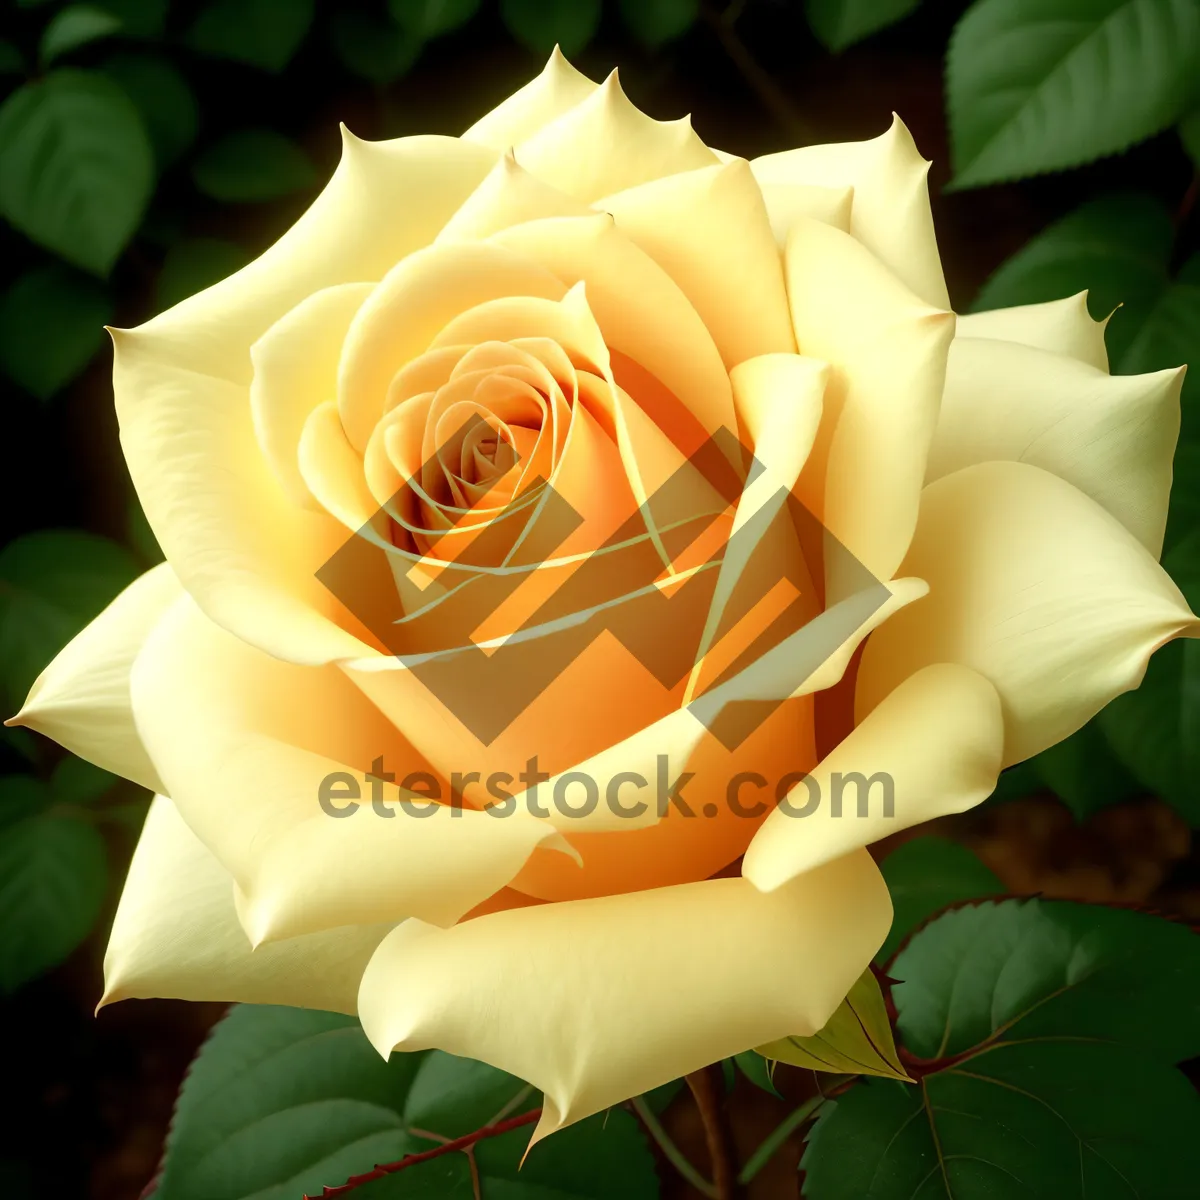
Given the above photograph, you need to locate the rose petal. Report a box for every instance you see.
[129,597,573,943]
[117,130,496,385]
[931,337,1182,555]
[956,292,1109,371]
[338,240,567,452]
[463,47,598,152]
[756,182,853,247]
[100,796,392,1013]
[856,461,1200,765]
[7,564,178,793]
[438,152,590,244]
[600,159,796,367]
[492,214,737,451]
[753,116,949,310]
[785,217,954,598]
[515,70,717,203]
[113,337,374,664]
[250,282,375,509]
[357,849,890,1142]
[743,663,1003,892]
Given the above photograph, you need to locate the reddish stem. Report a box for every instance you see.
[305,1107,542,1199]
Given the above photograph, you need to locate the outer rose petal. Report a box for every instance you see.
[956,292,1109,371]
[437,152,590,244]
[129,597,573,944]
[752,116,949,310]
[114,337,375,665]
[358,850,890,1143]
[856,461,1200,765]
[742,664,1003,892]
[8,563,179,793]
[785,217,954,598]
[514,71,717,203]
[115,133,498,664]
[462,47,598,151]
[600,159,796,368]
[250,281,376,510]
[931,338,1182,555]
[101,796,392,1014]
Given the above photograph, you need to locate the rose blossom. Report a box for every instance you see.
[11,50,1195,1142]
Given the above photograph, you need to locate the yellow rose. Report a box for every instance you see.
[10,50,1197,1143]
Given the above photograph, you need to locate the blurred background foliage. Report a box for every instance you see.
[3,0,1200,1197]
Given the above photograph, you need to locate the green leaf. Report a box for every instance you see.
[50,755,116,806]
[1030,719,1140,821]
[971,192,1174,362]
[388,0,481,38]
[1119,252,1200,440]
[757,969,910,1081]
[155,237,248,311]
[0,40,27,77]
[0,70,154,276]
[0,776,50,830]
[39,6,123,67]
[804,0,921,52]
[0,530,140,713]
[1097,640,1197,821]
[0,805,107,991]
[156,1005,428,1200]
[1180,108,1200,168]
[332,10,423,84]
[191,129,316,202]
[103,53,200,168]
[186,0,315,73]
[804,1048,1200,1200]
[93,0,168,38]
[892,900,1200,1063]
[734,1050,780,1096]
[618,0,698,47]
[499,0,601,57]
[804,900,1200,1199]
[402,1051,529,1138]
[876,837,1002,963]
[474,1109,658,1198]
[0,264,111,400]
[948,0,1200,189]
[159,1004,656,1200]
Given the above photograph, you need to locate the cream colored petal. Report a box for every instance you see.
[785,216,954,598]
[856,461,1200,765]
[338,240,567,452]
[515,70,717,203]
[752,116,948,309]
[438,152,590,244]
[101,796,392,1014]
[492,214,737,451]
[743,664,1002,892]
[114,335,374,665]
[129,597,572,944]
[956,292,1109,371]
[358,850,890,1141]
[756,182,853,247]
[932,338,1182,556]
[600,160,796,368]
[7,564,178,793]
[250,282,375,510]
[463,47,598,151]
[117,132,497,386]
[114,135,498,663]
